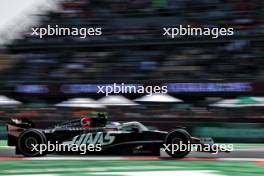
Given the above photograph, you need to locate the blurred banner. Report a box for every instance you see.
[12,82,254,96]
[8,81,264,98]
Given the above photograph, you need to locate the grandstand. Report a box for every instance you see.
[4,0,263,83]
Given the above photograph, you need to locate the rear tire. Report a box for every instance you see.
[17,129,47,157]
[164,129,191,158]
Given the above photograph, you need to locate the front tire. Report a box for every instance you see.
[17,129,47,157]
[164,129,191,158]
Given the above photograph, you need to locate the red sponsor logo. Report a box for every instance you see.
[80,117,92,128]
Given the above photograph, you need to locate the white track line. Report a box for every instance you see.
[0,146,15,149]
[3,166,181,174]
[20,156,264,162]
[218,158,264,162]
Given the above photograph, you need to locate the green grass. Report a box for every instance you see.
[0,160,263,176]
[0,140,7,146]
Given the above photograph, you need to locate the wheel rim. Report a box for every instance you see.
[25,137,38,149]
[18,130,46,157]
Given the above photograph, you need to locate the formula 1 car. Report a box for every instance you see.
[7,113,229,158]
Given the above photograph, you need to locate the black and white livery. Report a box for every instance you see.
[7,114,226,158]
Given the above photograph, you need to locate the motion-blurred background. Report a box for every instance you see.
[0,0,263,144]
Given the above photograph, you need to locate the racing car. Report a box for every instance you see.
[7,112,228,158]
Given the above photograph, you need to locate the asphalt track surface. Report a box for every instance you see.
[1,147,264,176]
[1,146,264,160]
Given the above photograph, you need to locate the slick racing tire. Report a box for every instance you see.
[17,129,47,157]
[164,129,191,158]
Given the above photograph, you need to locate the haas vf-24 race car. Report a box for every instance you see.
[7,114,228,158]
